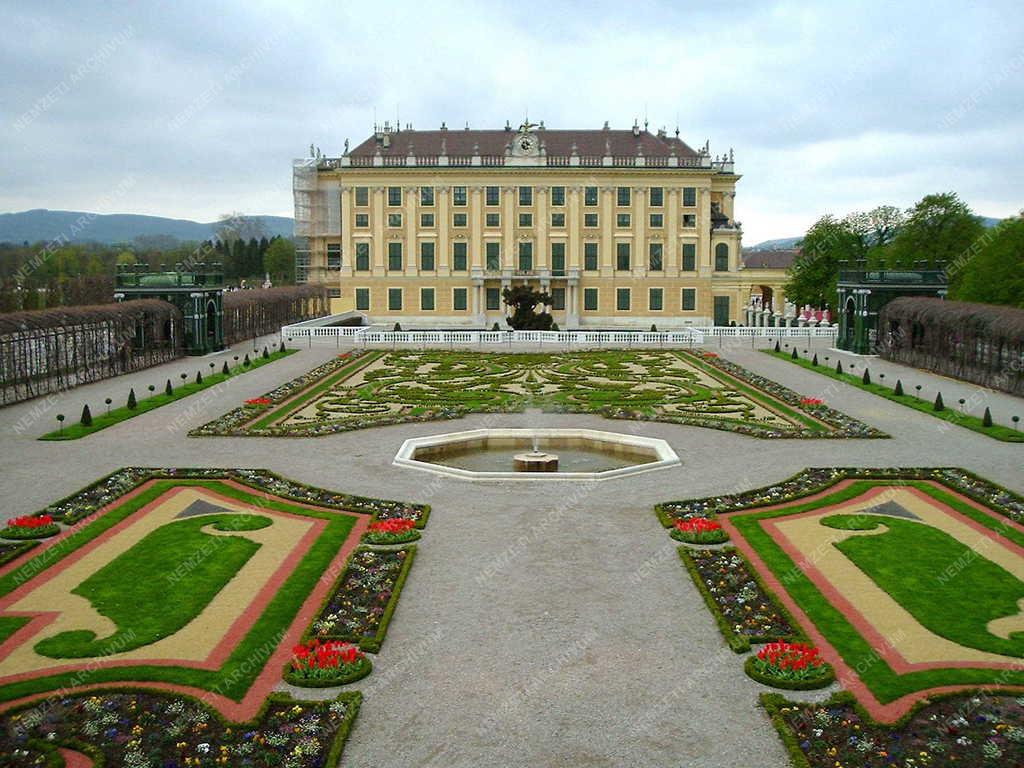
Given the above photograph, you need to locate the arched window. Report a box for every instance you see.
[714,243,729,271]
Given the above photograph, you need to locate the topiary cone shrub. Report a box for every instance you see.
[933,392,944,411]
[196,370,203,384]
[862,368,871,385]
[243,353,250,366]
[492,322,500,331]
[80,404,92,426]
[894,379,903,396]
[774,340,780,352]
[650,324,658,332]
[836,361,843,375]
[165,379,173,396]
[262,346,269,359]
[393,322,402,332]
[127,388,137,410]
[222,361,230,375]
[812,353,818,366]
[982,407,993,427]
[791,347,798,359]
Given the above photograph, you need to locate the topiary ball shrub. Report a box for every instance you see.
[933,392,944,411]
[983,407,993,427]
[862,368,871,385]
[262,346,269,360]
[80,404,92,427]
[894,379,903,396]
[127,389,137,410]
[165,379,173,396]
[222,361,230,375]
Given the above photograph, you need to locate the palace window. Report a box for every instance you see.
[649,213,663,228]
[420,241,435,271]
[420,186,434,206]
[584,213,598,227]
[387,186,402,206]
[355,213,369,228]
[617,186,631,206]
[518,241,533,271]
[519,186,533,206]
[420,287,435,311]
[486,241,500,271]
[616,242,631,271]
[453,213,468,227]
[583,287,599,311]
[616,287,631,311]
[355,287,370,310]
[486,287,501,310]
[453,287,468,311]
[551,186,565,206]
[681,288,696,311]
[452,242,468,271]
[682,187,696,207]
[420,213,435,227]
[682,214,696,228]
[355,242,370,271]
[551,287,566,310]
[648,243,663,271]
[584,186,598,206]
[551,212,565,228]
[649,287,663,311]
[551,242,565,275]
[328,287,341,299]
[518,213,533,227]
[715,243,730,271]
[387,288,403,311]
[485,212,500,227]
[649,187,664,207]
[617,213,631,228]
[584,242,598,271]
[387,242,403,271]
[486,186,500,205]
[355,187,369,206]
[681,243,696,271]
[388,213,402,227]
[326,244,341,270]
[453,186,467,206]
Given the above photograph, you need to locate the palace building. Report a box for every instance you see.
[293,120,788,327]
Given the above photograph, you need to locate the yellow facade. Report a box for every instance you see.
[295,124,786,327]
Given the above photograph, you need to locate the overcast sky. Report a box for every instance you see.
[2,0,1021,244]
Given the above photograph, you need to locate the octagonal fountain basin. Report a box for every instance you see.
[393,428,680,481]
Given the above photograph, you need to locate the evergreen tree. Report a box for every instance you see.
[80,404,92,426]
[894,379,903,396]
[127,388,137,409]
[982,407,993,427]
[165,379,173,396]
[933,392,944,411]
[862,368,871,385]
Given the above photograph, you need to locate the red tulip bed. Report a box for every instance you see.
[671,516,729,544]
[680,547,797,652]
[311,548,415,653]
[286,639,372,687]
[1,514,60,540]
[364,518,420,545]
[764,692,1024,768]
[745,641,834,690]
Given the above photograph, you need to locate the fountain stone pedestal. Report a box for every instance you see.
[513,450,560,472]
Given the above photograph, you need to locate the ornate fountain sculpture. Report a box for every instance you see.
[513,435,559,472]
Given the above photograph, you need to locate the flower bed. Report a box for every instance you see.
[285,639,373,687]
[0,539,36,567]
[670,516,729,544]
[679,547,798,653]
[0,690,361,767]
[312,546,416,653]
[656,467,1024,528]
[744,642,834,690]
[364,518,421,545]
[31,467,429,526]
[763,691,1024,767]
[1,515,60,540]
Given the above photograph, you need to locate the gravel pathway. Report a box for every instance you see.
[0,338,1021,768]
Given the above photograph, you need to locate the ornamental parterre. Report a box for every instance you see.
[0,691,360,768]
[767,693,1024,768]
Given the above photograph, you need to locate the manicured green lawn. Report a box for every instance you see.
[730,479,1024,703]
[823,513,1024,657]
[35,514,272,659]
[764,349,1024,441]
[0,479,359,704]
[39,348,296,440]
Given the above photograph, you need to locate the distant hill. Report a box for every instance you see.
[747,216,1004,252]
[0,209,294,245]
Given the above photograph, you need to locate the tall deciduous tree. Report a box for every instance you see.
[884,192,985,270]
[264,237,296,284]
[785,215,865,309]
[952,216,1024,307]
